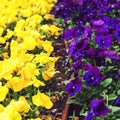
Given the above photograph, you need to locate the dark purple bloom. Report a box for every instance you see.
[114,24,120,44]
[66,77,82,96]
[115,70,120,80]
[92,20,105,27]
[84,65,104,87]
[69,39,89,61]
[85,99,110,120]
[82,27,92,40]
[115,96,120,107]
[95,34,113,49]
[107,50,120,61]
[63,26,84,40]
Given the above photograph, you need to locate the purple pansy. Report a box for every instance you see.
[63,26,84,40]
[85,99,110,120]
[66,77,82,96]
[114,24,120,44]
[115,96,120,107]
[84,65,104,87]
[92,19,105,27]
[69,39,89,61]
[95,34,113,49]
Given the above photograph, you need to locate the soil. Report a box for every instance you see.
[40,38,69,120]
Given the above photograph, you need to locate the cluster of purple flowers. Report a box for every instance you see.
[53,0,120,119]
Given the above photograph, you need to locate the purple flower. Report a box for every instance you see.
[84,65,104,87]
[69,39,89,61]
[95,34,113,49]
[114,24,120,44]
[63,26,84,40]
[115,96,120,107]
[82,27,92,40]
[93,20,105,27]
[85,99,110,120]
[66,77,82,96]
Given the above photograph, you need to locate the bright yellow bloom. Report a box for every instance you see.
[32,91,53,109]
[9,96,30,114]
[44,14,55,20]
[7,77,27,92]
[28,118,41,120]
[0,83,9,102]
[23,36,36,50]
[49,25,61,36]
[0,37,5,44]
[0,110,22,120]
[0,96,30,120]
[42,62,56,80]
[32,77,45,88]
[42,40,54,53]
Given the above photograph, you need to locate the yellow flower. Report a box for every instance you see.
[44,14,54,20]
[28,118,41,120]
[21,7,32,17]
[42,62,56,80]
[0,104,4,112]
[23,36,36,50]
[42,40,54,53]
[4,29,14,40]
[40,24,49,33]
[49,25,61,36]
[0,27,4,36]
[0,82,9,102]
[32,77,45,88]
[7,77,27,92]
[0,37,5,44]
[9,96,30,114]
[32,91,53,109]
[0,110,22,120]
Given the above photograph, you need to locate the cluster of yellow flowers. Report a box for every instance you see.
[0,0,61,119]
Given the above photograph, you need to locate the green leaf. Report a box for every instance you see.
[101,78,112,87]
[108,94,117,101]
[117,90,120,95]
[109,105,120,112]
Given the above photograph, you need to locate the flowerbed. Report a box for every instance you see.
[0,0,61,120]
[53,0,120,120]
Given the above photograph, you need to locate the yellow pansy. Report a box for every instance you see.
[44,14,55,20]
[32,91,53,109]
[32,77,45,88]
[0,109,22,120]
[42,40,54,53]
[9,96,30,114]
[0,27,4,36]
[7,77,27,92]
[21,7,32,17]
[0,37,5,44]
[0,83,8,102]
[49,25,61,36]
[42,62,56,80]
[28,118,41,120]
[23,36,36,50]
[0,104,4,112]
[4,29,14,40]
